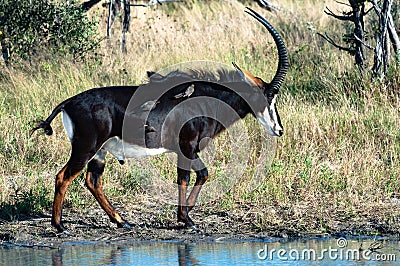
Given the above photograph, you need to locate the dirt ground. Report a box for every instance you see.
[1,194,400,248]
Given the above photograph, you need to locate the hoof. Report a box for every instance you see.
[117,221,132,229]
[52,222,67,234]
[177,215,185,223]
[62,230,72,236]
[190,225,208,236]
[191,225,199,232]
[177,215,196,228]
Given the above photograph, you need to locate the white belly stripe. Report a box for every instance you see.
[62,113,167,160]
[102,136,169,160]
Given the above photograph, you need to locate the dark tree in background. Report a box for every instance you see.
[83,0,177,53]
[319,0,399,80]
[0,0,100,64]
[321,0,367,70]
[0,0,175,63]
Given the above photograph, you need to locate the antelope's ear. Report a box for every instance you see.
[147,71,164,80]
[232,62,264,87]
[147,71,156,77]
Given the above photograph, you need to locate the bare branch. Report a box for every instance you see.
[255,0,281,12]
[368,0,381,14]
[126,0,182,7]
[353,34,374,50]
[81,0,101,12]
[126,3,147,7]
[364,6,375,15]
[324,6,353,21]
[317,32,355,55]
[334,1,351,7]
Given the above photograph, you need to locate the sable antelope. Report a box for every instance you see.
[32,7,288,233]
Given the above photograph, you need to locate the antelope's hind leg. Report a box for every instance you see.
[52,135,110,233]
[52,143,97,233]
[52,163,85,233]
[85,148,131,229]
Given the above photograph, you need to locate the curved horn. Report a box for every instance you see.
[245,7,289,94]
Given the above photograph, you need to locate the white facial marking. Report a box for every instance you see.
[256,95,282,136]
[270,95,283,132]
[256,109,275,136]
[62,110,74,142]
[101,136,170,160]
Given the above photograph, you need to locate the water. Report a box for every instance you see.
[1,237,399,265]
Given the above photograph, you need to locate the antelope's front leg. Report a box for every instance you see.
[186,167,208,213]
[177,167,194,227]
[177,155,208,229]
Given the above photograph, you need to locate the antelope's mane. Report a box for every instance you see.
[147,68,243,85]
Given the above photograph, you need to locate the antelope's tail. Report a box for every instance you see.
[31,99,71,136]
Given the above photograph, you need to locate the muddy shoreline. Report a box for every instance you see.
[1,195,400,248]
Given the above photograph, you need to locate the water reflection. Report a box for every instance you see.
[1,238,399,266]
[177,244,199,266]
[47,242,200,266]
[51,249,62,266]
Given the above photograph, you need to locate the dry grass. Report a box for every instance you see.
[0,0,399,235]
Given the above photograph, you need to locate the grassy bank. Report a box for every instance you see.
[0,0,399,235]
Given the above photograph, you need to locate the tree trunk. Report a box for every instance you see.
[388,13,400,62]
[349,0,366,71]
[121,0,131,53]
[372,0,392,79]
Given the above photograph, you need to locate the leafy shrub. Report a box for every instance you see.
[0,0,100,63]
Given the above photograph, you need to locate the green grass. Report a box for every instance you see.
[0,0,399,233]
